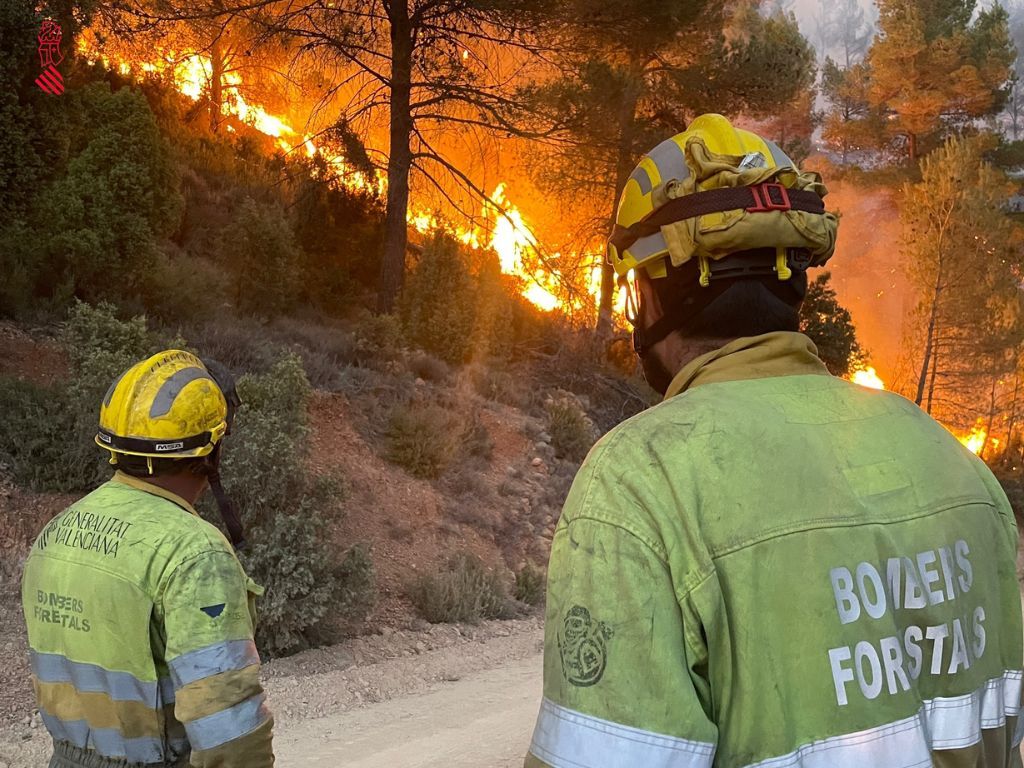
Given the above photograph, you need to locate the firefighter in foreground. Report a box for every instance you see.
[22,351,274,768]
[525,114,1024,768]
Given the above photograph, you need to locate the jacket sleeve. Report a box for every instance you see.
[524,453,717,768]
[162,548,274,768]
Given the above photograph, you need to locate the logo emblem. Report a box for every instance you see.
[558,605,613,687]
[35,20,64,95]
[200,604,225,619]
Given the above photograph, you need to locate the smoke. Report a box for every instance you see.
[823,177,911,388]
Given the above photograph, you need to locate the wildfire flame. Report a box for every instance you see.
[850,366,885,390]
[958,423,988,455]
[956,421,1000,457]
[79,39,604,315]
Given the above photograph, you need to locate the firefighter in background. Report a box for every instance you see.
[525,114,1024,767]
[22,351,274,768]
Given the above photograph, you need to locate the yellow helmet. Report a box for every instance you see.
[96,350,229,461]
[608,113,837,287]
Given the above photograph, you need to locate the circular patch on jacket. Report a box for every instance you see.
[558,605,613,687]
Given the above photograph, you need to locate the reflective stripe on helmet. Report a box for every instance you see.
[645,135,689,187]
[149,367,216,418]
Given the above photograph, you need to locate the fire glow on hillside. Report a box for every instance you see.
[77,38,998,458]
[78,41,610,316]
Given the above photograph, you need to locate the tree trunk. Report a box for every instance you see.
[908,132,918,164]
[981,374,999,461]
[210,38,225,134]
[596,74,642,337]
[1005,362,1021,466]
[377,0,413,314]
[915,253,945,409]
[925,332,940,414]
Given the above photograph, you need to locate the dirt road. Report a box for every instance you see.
[275,651,540,767]
[0,618,544,768]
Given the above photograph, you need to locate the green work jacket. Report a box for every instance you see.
[22,472,274,767]
[526,332,1023,768]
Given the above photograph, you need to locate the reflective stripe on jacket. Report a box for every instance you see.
[23,472,274,768]
[526,332,1024,768]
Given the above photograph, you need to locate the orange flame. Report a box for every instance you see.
[955,421,999,457]
[849,366,885,390]
[78,39,617,317]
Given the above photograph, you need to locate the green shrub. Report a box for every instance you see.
[399,232,476,364]
[409,553,511,624]
[218,357,350,657]
[0,301,155,491]
[407,352,450,383]
[222,197,301,318]
[514,563,546,607]
[352,312,405,367]
[180,320,283,375]
[270,318,356,390]
[0,377,75,491]
[458,413,494,461]
[242,493,338,656]
[335,543,378,625]
[143,252,228,323]
[236,353,311,437]
[386,403,462,478]
[545,392,596,463]
[29,83,183,308]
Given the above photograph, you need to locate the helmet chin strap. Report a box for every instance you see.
[205,444,246,550]
[200,358,246,550]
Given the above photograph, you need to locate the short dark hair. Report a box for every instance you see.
[115,453,206,479]
[648,254,807,341]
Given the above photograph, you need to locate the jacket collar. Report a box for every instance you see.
[664,331,831,399]
[111,471,199,516]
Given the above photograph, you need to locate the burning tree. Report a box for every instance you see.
[247,0,558,313]
[88,0,301,137]
[903,135,1024,436]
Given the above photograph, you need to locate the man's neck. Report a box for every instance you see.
[143,473,207,506]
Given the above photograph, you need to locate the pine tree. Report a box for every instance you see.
[820,58,887,161]
[799,272,864,377]
[867,0,1014,162]
[902,136,1023,423]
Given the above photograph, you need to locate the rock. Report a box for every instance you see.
[531,457,543,468]
[537,432,552,444]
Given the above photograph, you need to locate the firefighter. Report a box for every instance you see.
[22,350,274,768]
[524,114,1024,767]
